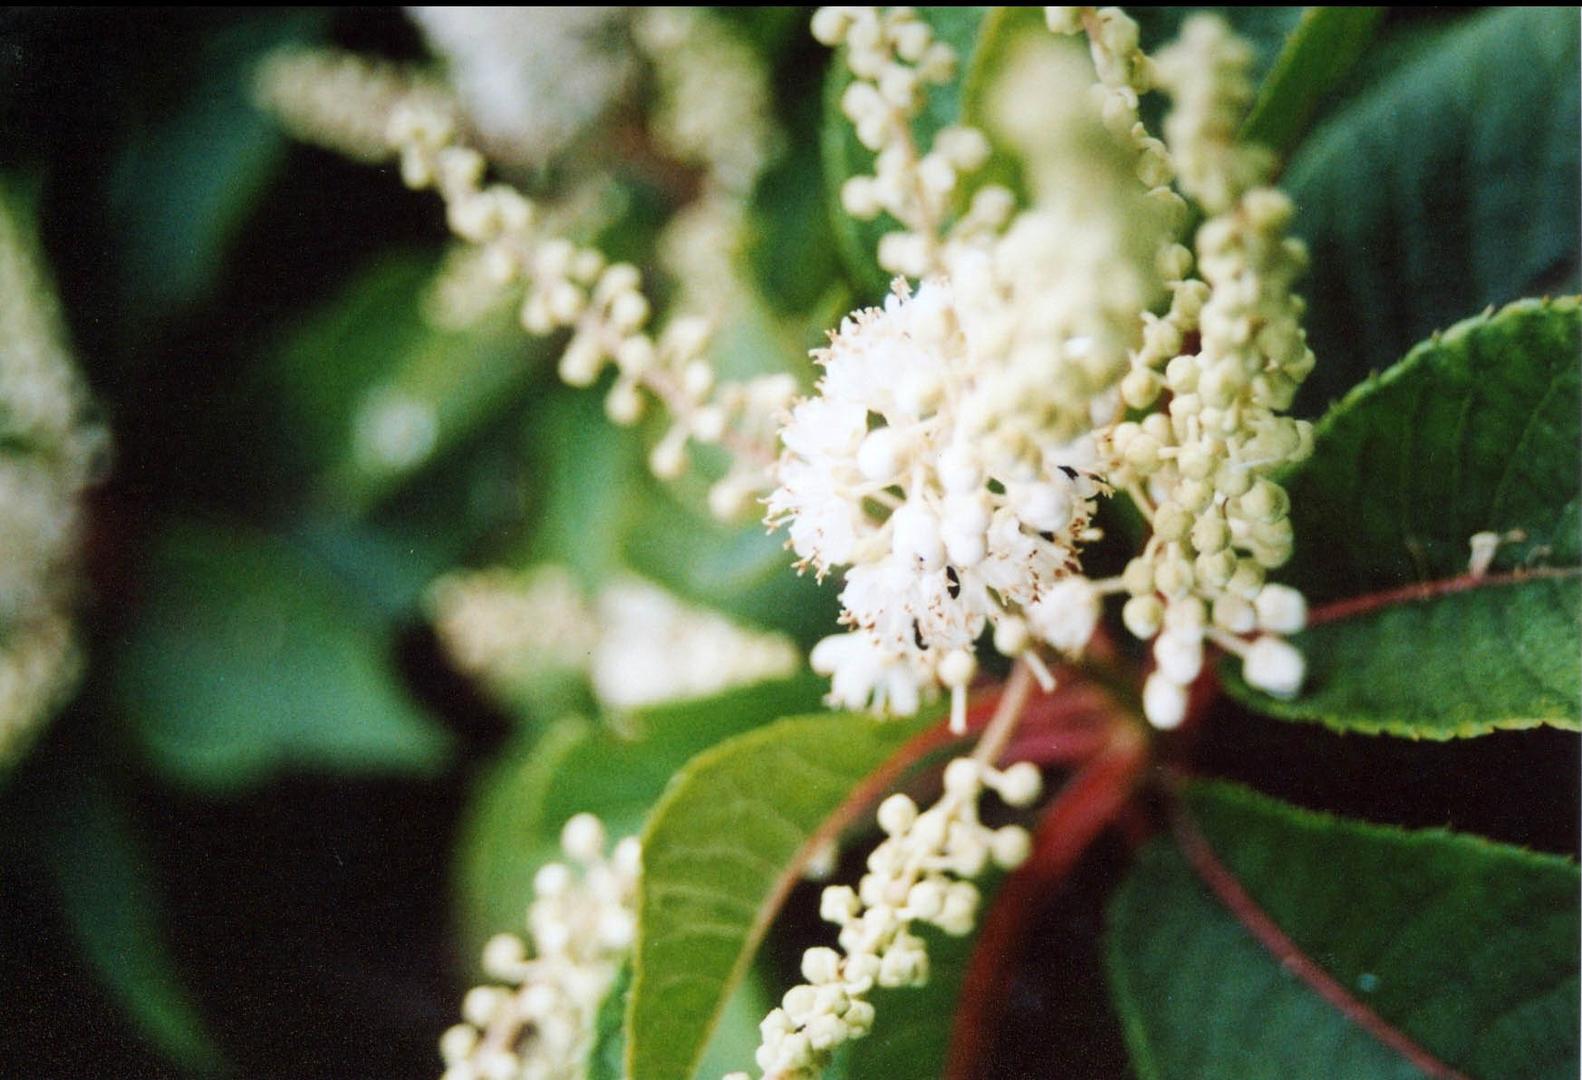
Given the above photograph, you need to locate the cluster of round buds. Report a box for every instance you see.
[439,815,639,1080]
[728,757,1041,1079]
[1045,8,1179,201]
[384,100,789,517]
[770,278,1115,730]
[814,7,1003,278]
[1153,14,1275,215]
[1094,40,1316,728]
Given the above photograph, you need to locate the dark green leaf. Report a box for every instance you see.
[1284,296,1581,597]
[1242,8,1383,157]
[1108,780,1580,1079]
[108,12,326,325]
[42,772,225,1073]
[1287,6,1581,415]
[270,253,536,509]
[518,387,644,589]
[1227,573,1581,739]
[627,708,938,1080]
[1226,298,1581,737]
[114,519,452,791]
[624,472,840,647]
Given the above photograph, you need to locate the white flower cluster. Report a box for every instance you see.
[0,189,104,766]
[1153,14,1274,215]
[771,279,1111,730]
[592,578,800,710]
[783,8,1318,732]
[727,757,1040,1080]
[1091,15,1316,729]
[814,7,1012,278]
[428,566,600,694]
[440,814,639,1080]
[1045,7,1172,185]
[428,567,800,712]
[259,50,792,517]
[410,8,633,169]
[772,22,1173,730]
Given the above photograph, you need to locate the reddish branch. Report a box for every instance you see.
[944,723,1150,1080]
[1168,803,1472,1080]
[1307,565,1579,626]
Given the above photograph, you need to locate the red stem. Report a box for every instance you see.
[1169,801,1471,1080]
[944,724,1150,1080]
[1307,565,1579,626]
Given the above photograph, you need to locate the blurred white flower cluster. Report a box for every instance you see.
[440,814,639,1080]
[0,190,104,765]
[428,566,799,712]
[410,8,632,169]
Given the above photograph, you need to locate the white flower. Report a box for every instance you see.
[770,279,1111,725]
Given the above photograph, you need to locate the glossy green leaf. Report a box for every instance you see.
[1241,7,1383,157]
[591,963,773,1080]
[1108,780,1580,1079]
[1228,574,1581,739]
[1283,298,1581,600]
[114,520,452,791]
[1226,299,1581,737]
[627,709,938,1080]
[1287,6,1581,416]
[455,676,825,965]
[42,772,225,1073]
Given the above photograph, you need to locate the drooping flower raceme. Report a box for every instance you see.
[440,814,639,1080]
[726,757,1041,1080]
[1088,13,1318,728]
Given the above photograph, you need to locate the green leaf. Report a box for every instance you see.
[114,519,452,791]
[1227,574,1581,739]
[455,676,826,966]
[1241,8,1383,157]
[624,472,840,647]
[1287,6,1581,416]
[108,12,326,327]
[1226,298,1581,738]
[591,963,774,1080]
[1107,780,1580,1079]
[270,253,536,509]
[42,772,225,1073]
[821,8,992,301]
[519,387,644,589]
[627,708,938,1080]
